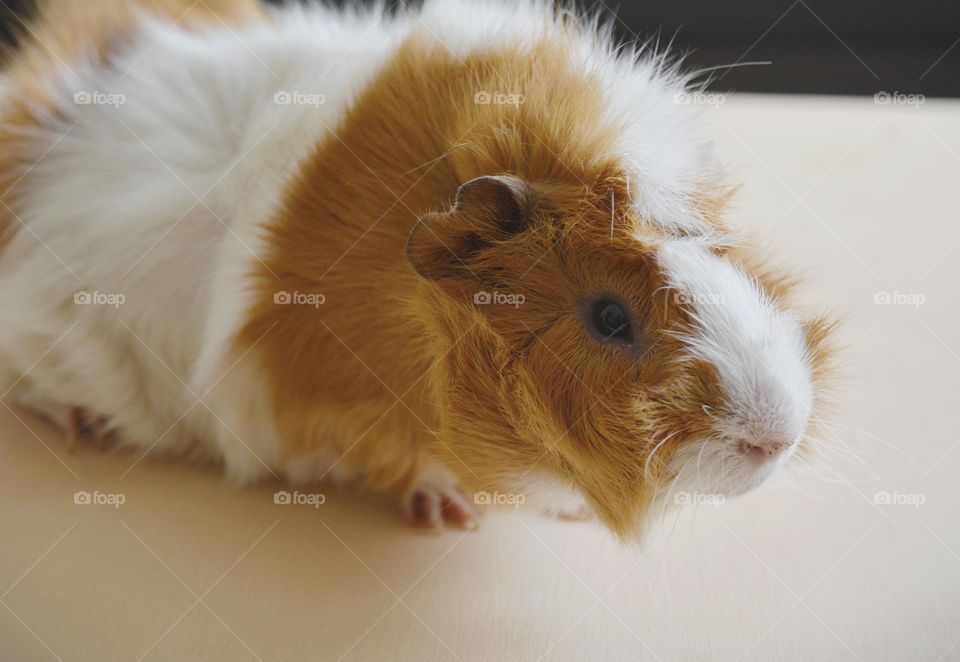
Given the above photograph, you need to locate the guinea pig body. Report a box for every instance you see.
[0,0,833,537]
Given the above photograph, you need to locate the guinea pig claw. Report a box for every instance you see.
[67,408,111,449]
[401,482,479,531]
[64,407,81,451]
[441,494,479,530]
[17,399,109,452]
[553,503,594,521]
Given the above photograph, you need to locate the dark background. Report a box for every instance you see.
[1,0,956,96]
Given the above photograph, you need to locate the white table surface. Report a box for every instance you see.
[2,93,959,661]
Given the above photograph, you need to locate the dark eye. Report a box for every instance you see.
[591,299,633,343]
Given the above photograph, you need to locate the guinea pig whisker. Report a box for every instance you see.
[659,327,696,346]
[803,427,890,466]
[719,442,731,487]
[775,471,852,504]
[656,448,699,526]
[400,143,467,176]
[848,392,923,426]
[804,445,888,486]
[800,437,881,478]
[645,284,679,328]
[686,60,772,82]
[661,477,688,536]
[802,433,874,464]
[610,187,615,243]
[643,430,679,482]
[694,439,709,487]
[700,404,723,425]
[788,456,891,485]
[661,286,674,324]
[807,418,911,466]
[647,284,675,304]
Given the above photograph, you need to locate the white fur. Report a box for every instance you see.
[0,2,403,474]
[656,240,814,496]
[0,1,782,503]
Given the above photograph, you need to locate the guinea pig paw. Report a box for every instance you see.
[18,400,111,450]
[543,500,594,522]
[401,477,479,531]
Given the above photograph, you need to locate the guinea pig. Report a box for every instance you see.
[0,0,835,538]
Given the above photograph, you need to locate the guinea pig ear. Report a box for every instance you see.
[406,175,535,281]
[452,175,533,234]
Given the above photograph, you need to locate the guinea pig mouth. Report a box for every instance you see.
[723,459,780,497]
[723,435,800,496]
[667,433,800,500]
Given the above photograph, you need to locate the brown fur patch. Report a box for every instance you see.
[233,35,763,537]
[0,2,836,538]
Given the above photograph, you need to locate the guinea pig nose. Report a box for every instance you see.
[738,436,790,460]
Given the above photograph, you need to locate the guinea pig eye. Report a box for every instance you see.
[590,299,633,343]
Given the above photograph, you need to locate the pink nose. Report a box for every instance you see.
[739,436,791,460]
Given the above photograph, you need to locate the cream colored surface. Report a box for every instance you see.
[2,94,958,661]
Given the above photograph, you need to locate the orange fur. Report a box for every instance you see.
[232,35,834,538]
[0,1,835,537]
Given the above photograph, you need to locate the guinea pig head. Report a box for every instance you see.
[406,174,834,539]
